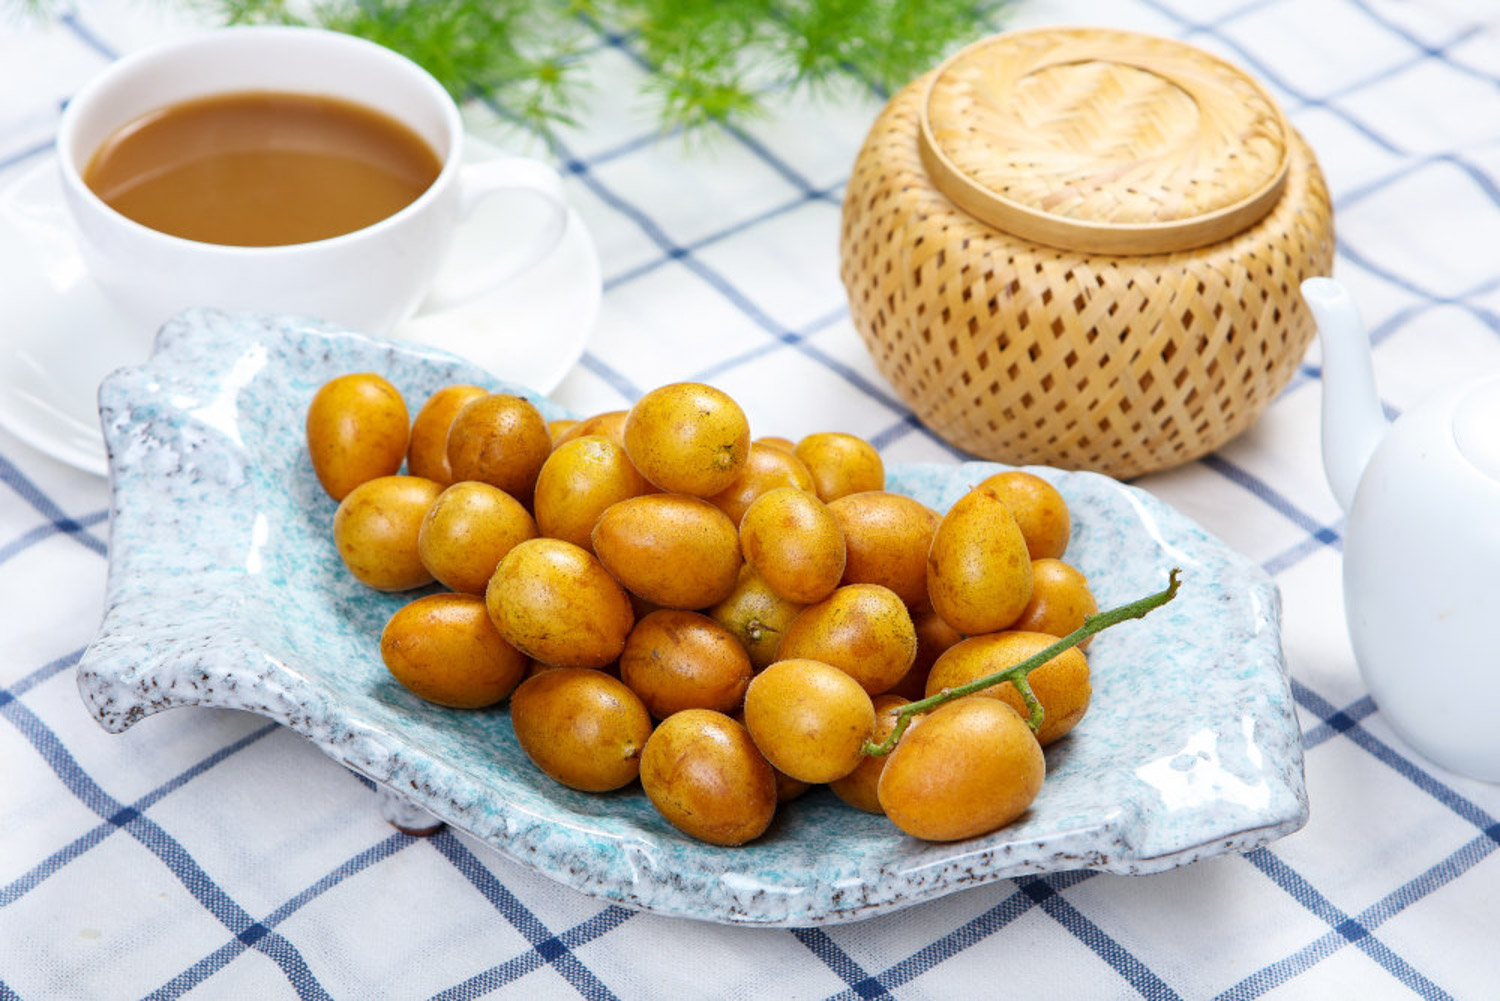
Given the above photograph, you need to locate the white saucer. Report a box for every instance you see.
[0,139,601,477]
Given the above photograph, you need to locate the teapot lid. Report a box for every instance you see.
[917,27,1291,255]
[1454,377,1500,481]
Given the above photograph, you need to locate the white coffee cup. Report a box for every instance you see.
[56,25,568,335]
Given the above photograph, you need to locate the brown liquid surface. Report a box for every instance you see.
[83,91,443,246]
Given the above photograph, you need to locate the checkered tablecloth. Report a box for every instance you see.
[5,1,1500,997]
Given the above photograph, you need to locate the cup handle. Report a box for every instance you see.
[417,154,570,314]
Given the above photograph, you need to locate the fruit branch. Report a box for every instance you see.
[861,568,1182,757]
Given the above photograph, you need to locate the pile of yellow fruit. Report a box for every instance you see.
[305,373,1153,847]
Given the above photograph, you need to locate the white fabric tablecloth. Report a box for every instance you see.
[3,1,1500,997]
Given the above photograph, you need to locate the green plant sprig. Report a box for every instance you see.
[198,0,1011,135]
[213,0,593,134]
[861,568,1183,758]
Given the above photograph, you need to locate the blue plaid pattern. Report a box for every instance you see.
[4,0,1500,997]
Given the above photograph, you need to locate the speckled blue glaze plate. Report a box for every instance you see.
[78,309,1307,927]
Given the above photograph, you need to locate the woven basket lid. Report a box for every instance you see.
[917,27,1291,255]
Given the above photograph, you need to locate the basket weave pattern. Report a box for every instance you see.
[841,63,1335,480]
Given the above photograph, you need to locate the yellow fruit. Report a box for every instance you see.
[793,432,884,502]
[742,658,875,784]
[623,383,751,496]
[509,668,653,792]
[619,609,753,718]
[406,383,487,485]
[306,372,409,501]
[739,486,846,605]
[332,474,442,591]
[640,709,777,846]
[484,538,634,668]
[926,630,1091,746]
[776,583,916,696]
[706,565,806,670]
[591,494,742,609]
[927,486,1033,635]
[878,697,1045,841]
[828,491,939,609]
[976,470,1071,560]
[380,593,526,708]
[445,393,552,504]
[533,434,652,552]
[1011,558,1098,649]
[417,481,537,594]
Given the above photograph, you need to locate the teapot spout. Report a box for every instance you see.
[1302,278,1387,513]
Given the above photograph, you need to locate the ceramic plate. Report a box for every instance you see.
[77,310,1307,926]
[0,136,599,477]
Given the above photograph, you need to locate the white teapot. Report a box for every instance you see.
[1302,277,1500,782]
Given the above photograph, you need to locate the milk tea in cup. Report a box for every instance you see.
[83,90,443,247]
[57,26,568,335]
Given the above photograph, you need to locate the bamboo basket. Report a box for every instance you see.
[841,27,1335,479]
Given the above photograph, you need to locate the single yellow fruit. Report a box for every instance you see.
[510,668,653,792]
[878,696,1045,841]
[484,538,634,668]
[927,486,1033,635]
[742,658,875,784]
[1011,558,1099,649]
[828,490,940,609]
[306,372,409,501]
[533,434,652,552]
[417,480,537,594]
[332,474,442,591]
[380,593,526,708]
[623,382,751,496]
[793,432,884,502]
[591,493,742,609]
[640,709,777,846]
[739,486,847,605]
[445,393,552,504]
[706,565,806,670]
[776,583,916,696]
[619,609,753,718]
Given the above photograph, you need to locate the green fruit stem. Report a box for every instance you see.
[861,568,1183,757]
